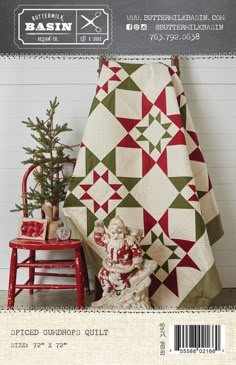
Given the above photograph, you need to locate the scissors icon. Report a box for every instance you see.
[81,11,102,33]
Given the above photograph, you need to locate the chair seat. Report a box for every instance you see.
[9,238,81,250]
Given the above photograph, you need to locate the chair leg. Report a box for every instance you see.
[74,248,84,309]
[80,245,90,295]
[29,250,35,295]
[7,248,17,309]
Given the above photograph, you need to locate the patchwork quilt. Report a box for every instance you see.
[64,60,224,308]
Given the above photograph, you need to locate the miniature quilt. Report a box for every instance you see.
[64,60,224,308]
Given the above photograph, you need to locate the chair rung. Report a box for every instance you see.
[37,259,74,263]
[35,272,75,278]
[18,261,75,268]
[15,278,32,297]
[15,284,78,289]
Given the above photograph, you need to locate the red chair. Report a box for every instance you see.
[7,159,90,309]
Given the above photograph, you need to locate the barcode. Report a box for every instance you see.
[169,325,225,353]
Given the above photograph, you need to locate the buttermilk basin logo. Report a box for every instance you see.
[14,5,112,48]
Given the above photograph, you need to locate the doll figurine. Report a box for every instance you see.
[94,216,144,295]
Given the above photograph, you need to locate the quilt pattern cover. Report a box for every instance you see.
[64,60,224,308]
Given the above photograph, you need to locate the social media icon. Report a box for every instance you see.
[126,24,132,30]
[141,24,147,30]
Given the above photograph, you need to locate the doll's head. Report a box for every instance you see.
[108,216,126,240]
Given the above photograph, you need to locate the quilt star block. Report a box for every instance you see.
[72,163,128,219]
[130,108,179,160]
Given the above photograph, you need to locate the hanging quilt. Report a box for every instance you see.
[64,60,224,308]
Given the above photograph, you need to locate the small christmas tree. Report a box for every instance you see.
[12,97,77,221]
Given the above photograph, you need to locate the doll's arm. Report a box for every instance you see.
[130,239,143,266]
[94,220,106,247]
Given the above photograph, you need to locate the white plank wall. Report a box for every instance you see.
[0,56,235,291]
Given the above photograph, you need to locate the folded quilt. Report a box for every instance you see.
[64,60,224,308]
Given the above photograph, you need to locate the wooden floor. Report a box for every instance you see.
[0,288,236,309]
[0,290,94,309]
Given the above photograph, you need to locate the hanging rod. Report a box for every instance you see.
[98,54,180,74]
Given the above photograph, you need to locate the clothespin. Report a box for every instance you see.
[98,55,107,75]
[171,54,180,72]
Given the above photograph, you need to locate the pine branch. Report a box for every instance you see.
[11,97,77,216]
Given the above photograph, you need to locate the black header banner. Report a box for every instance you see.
[0,0,235,56]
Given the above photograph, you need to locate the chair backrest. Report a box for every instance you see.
[22,158,76,218]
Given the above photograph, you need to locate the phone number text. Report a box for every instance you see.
[149,33,200,41]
